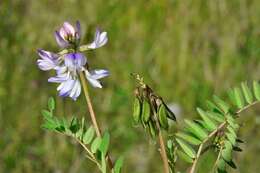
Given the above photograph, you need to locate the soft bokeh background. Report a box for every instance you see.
[0,0,260,172]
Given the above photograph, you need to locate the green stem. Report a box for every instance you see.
[79,71,114,170]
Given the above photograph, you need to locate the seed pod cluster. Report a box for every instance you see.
[132,83,176,138]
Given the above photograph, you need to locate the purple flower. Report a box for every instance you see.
[87,28,108,49]
[37,49,59,71]
[55,21,81,48]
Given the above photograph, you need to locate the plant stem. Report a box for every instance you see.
[189,122,226,173]
[153,113,170,173]
[79,72,101,137]
[158,129,170,173]
[79,71,114,170]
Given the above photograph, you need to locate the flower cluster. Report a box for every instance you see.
[37,21,109,100]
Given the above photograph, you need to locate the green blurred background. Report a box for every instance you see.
[0,0,260,172]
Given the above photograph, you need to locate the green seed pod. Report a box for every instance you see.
[142,99,151,122]
[133,97,142,123]
[158,104,169,130]
[148,120,157,138]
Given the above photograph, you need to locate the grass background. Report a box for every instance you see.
[0,0,260,172]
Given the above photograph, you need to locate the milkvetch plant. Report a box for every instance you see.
[38,21,260,173]
[37,21,123,173]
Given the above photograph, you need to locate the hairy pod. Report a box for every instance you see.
[133,97,142,123]
[158,104,169,130]
[142,99,151,122]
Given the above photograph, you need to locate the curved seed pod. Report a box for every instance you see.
[148,120,157,138]
[133,97,142,123]
[158,104,169,130]
[142,99,151,122]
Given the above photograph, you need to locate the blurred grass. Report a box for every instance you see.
[0,0,260,172]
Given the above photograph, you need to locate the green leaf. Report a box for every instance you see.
[234,87,245,109]
[206,100,222,114]
[241,82,253,104]
[217,158,227,172]
[184,119,208,140]
[177,150,193,163]
[197,108,217,131]
[176,138,196,158]
[91,137,102,153]
[69,117,80,134]
[207,111,225,123]
[114,156,124,173]
[213,95,230,113]
[226,132,236,146]
[176,132,202,145]
[222,140,233,162]
[99,132,110,155]
[253,81,260,101]
[48,97,55,111]
[83,126,95,144]
[41,109,52,119]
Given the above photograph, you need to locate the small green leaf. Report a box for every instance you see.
[99,132,110,155]
[222,141,233,162]
[41,109,52,119]
[69,117,80,134]
[184,119,208,140]
[91,137,102,153]
[48,97,55,111]
[241,82,253,104]
[114,156,124,173]
[226,132,236,146]
[234,87,245,109]
[176,138,196,158]
[217,158,227,172]
[253,81,260,101]
[197,108,217,131]
[213,95,230,113]
[177,150,193,163]
[207,111,225,123]
[83,126,95,144]
[206,100,222,113]
[176,132,202,145]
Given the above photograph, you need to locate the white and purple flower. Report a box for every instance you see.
[37,21,109,100]
[55,21,81,48]
[37,52,109,100]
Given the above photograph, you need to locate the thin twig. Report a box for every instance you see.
[211,147,223,173]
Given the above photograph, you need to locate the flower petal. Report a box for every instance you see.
[89,69,109,79]
[63,22,76,36]
[75,20,81,40]
[69,79,81,100]
[64,53,87,70]
[37,49,58,71]
[87,29,108,49]
[55,31,69,48]
[58,79,75,97]
[86,76,102,88]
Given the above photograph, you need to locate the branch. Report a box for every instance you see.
[189,100,260,173]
